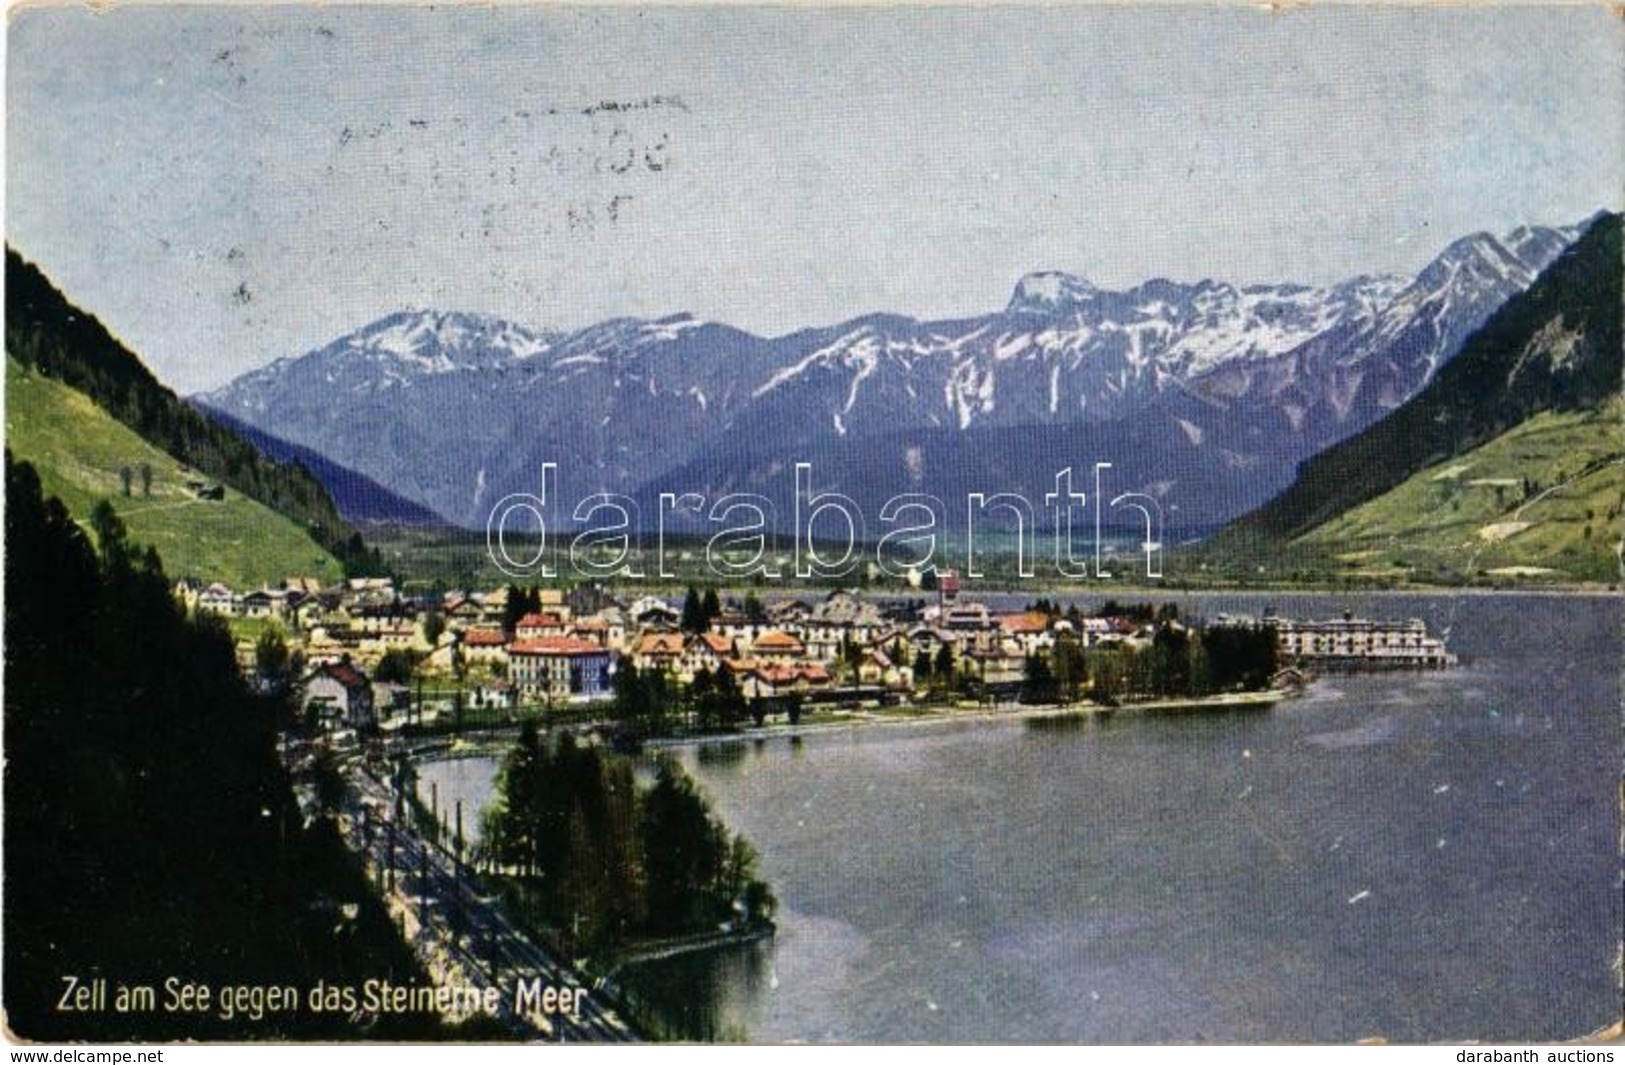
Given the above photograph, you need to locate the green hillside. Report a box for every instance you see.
[5,357,343,587]
[1217,213,1621,549]
[6,247,383,575]
[1298,398,1623,584]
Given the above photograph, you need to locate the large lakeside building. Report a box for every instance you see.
[1273,612,1457,670]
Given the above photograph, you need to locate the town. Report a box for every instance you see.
[173,570,1455,746]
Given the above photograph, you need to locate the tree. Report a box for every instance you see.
[88,498,131,573]
[1201,624,1279,692]
[485,721,546,877]
[422,610,446,648]
[138,462,153,497]
[714,666,747,728]
[700,587,721,625]
[1147,624,1192,696]
[640,761,727,934]
[374,648,417,685]
[689,668,718,730]
[119,465,132,497]
[645,669,674,736]
[743,591,766,623]
[1020,654,1059,704]
[484,735,772,947]
[3,453,438,1040]
[612,660,652,731]
[254,626,293,693]
[840,633,862,683]
[680,586,705,633]
[310,748,349,815]
[1089,648,1128,706]
[913,647,932,685]
[1051,632,1087,703]
[502,584,540,634]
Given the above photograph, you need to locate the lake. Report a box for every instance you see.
[416,592,1622,1043]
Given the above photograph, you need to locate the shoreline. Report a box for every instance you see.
[412,689,1287,762]
[602,924,775,974]
[643,689,1284,752]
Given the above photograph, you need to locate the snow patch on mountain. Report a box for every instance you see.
[194,216,1594,530]
[1007,271,1100,315]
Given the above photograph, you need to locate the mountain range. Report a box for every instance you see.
[196,219,1591,535]
[1216,211,1621,563]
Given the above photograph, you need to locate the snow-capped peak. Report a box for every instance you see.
[345,309,557,372]
[1007,271,1100,316]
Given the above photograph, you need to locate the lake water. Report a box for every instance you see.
[417,593,1622,1043]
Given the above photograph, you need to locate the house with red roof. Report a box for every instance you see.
[998,612,1057,656]
[303,659,376,730]
[631,631,686,674]
[741,661,833,700]
[508,636,612,703]
[514,612,569,641]
[752,630,806,663]
[683,632,736,679]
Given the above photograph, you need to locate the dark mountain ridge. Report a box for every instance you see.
[5,248,380,573]
[1215,211,1622,548]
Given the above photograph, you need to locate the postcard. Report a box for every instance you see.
[4,2,1621,1048]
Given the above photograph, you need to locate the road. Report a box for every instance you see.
[337,766,637,1042]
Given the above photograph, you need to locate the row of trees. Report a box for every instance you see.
[680,586,768,631]
[480,725,775,949]
[1027,598,1180,624]
[609,661,764,736]
[117,461,154,497]
[1019,623,1279,705]
[4,455,439,1039]
[498,584,770,638]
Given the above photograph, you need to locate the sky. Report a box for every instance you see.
[7,4,1622,394]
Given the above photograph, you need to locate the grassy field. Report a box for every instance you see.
[5,358,343,588]
[1298,398,1624,584]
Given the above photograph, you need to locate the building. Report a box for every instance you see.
[741,662,832,700]
[196,582,241,617]
[857,648,913,689]
[629,596,680,627]
[631,631,686,674]
[1274,612,1457,669]
[682,632,736,678]
[458,627,510,669]
[751,630,806,664]
[514,612,569,641]
[998,612,1055,656]
[241,587,289,619]
[303,660,376,730]
[508,637,613,703]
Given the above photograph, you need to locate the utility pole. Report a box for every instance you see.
[419,844,429,928]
